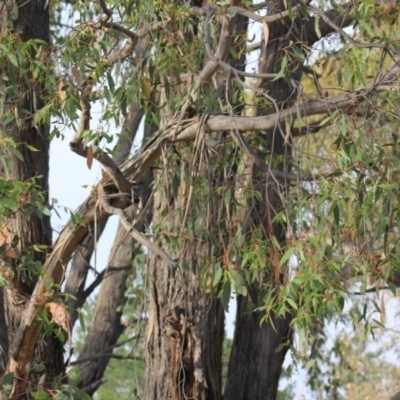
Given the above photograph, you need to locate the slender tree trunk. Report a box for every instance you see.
[76,119,154,393]
[65,103,144,329]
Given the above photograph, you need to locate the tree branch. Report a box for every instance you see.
[190,3,307,25]
[70,353,144,366]
[101,196,177,268]
[309,5,397,53]
[8,62,400,383]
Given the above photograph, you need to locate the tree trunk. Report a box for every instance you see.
[65,102,144,329]
[146,163,226,399]
[0,0,64,392]
[76,120,154,393]
[225,2,304,398]
[145,2,247,398]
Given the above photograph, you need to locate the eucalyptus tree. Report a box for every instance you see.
[1,0,400,399]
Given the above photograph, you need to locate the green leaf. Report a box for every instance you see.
[26,144,39,152]
[1,372,14,385]
[10,4,18,20]
[106,72,115,93]
[221,280,231,312]
[8,54,18,67]
[305,358,316,370]
[287,297,298,310]
[31,391,50,400]
[314,15,321,39]
[33,364,46,372]
[0,198,17,209]
[212,267,223,288]
[224,189,232,207]
[280,247,296,267]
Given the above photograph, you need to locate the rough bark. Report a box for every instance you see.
[75,214,134,393]
[0,0,64,393]
[146,162,226,400]
[145,2,247,398]
[225,3,305,398]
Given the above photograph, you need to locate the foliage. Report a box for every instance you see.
[3,0,400,398]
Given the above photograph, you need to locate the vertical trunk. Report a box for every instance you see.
[146,158,226,399]
[65,103,144,329]
[76,120,153,393]
[76,216,134,393]
[145,4,247,398]
[225,3,304,398]
[0,0,64,390]
[145,106,228,398]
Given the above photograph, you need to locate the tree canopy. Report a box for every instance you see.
[2,0,400,399]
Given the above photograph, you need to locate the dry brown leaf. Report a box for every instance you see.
[58,80,67,102]
[205,276,212,294]
[263,21,270,50]
[271,251,280,283]
[380,296,386,325]
[97,184,104,205]
[142,78,151,100]
[0,226,18,259]
[72,64,79,84]
[87,145,94,170]
[0,226,9,248]
[101,169,110,183]
[5,247,19,259]
[47,302,71,344]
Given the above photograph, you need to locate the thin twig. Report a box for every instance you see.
[101,197,177,268]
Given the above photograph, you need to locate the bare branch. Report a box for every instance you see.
[69,139,132,194]
[102,21,137,39]
[80,378,106,394]
[308,4,396,53]
[68,76,132,194]
[190,3,307,25]
[98,0,112,19]
[101,197,177,268]
[70,353,144,366]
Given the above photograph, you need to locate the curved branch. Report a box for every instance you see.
[309,5,396,52]
[8,62,400,383]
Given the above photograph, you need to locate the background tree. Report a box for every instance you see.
[1,0,400,399]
